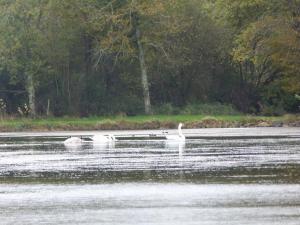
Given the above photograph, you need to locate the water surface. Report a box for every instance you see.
[0,129,300,224]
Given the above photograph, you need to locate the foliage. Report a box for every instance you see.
[154,103,180,115]
[153,103,240,116]
[1,114,300,131]
[0,0,299,117]
[180,103,240,115]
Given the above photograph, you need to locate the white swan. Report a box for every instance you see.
[92,134,116,143]
[63,137,82,145]
[165,123,185,141]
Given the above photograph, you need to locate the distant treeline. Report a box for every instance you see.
[0,0,299,117]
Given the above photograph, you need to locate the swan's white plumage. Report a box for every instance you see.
[92,134,115,143]
[165,123,185,141]
[63,137,82,145]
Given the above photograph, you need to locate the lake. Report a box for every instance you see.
[0,128,300,224]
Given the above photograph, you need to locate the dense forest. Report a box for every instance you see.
[0,0,299,117]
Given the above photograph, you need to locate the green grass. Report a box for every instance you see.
[0,114,298,131]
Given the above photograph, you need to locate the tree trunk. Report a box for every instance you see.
[27,73,36,118]
[135,27,152,114]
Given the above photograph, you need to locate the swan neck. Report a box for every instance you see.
[178,124,183,136]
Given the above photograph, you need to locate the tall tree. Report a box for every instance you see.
[232,0,300,94]
[0,0,48,117]
[91,0,179,114]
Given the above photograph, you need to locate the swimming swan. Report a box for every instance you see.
[92,134,116,143]
[165,123,185,141]
[63,137,82,145]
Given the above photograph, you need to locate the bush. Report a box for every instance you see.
[154,102,240,115]
[260,104,286,116]
[153,103,180,115]
[180,103,240,115]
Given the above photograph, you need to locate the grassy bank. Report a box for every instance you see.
[0,114,299,132]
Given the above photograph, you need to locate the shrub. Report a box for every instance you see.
[153,102,240,115]
[260,104,286,116]
[180,103,240,115]
[153,103,180,115]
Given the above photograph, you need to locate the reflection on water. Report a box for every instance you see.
[0,133,300,224]
[0,137,299,183]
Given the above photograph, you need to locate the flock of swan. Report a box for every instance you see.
[63,134,116,145]
[63,123,185,146]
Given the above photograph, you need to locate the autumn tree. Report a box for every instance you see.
[90,0,180,114]
[0,0,299,116]
[0,0,50,117]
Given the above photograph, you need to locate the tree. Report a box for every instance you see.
[0,0,48,117]
[232,1,300,95]
[0,0,299,116]
[149,0,233,106]
[91,0,179,114]
[211,0,300,112]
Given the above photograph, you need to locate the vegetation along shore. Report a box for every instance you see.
[0,114,299,132]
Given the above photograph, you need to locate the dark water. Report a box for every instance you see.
[0,133,300,224]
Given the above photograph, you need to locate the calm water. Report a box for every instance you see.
[0,130,300,224]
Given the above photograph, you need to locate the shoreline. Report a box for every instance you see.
[0,114,299,132]
[1,127,299,139]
